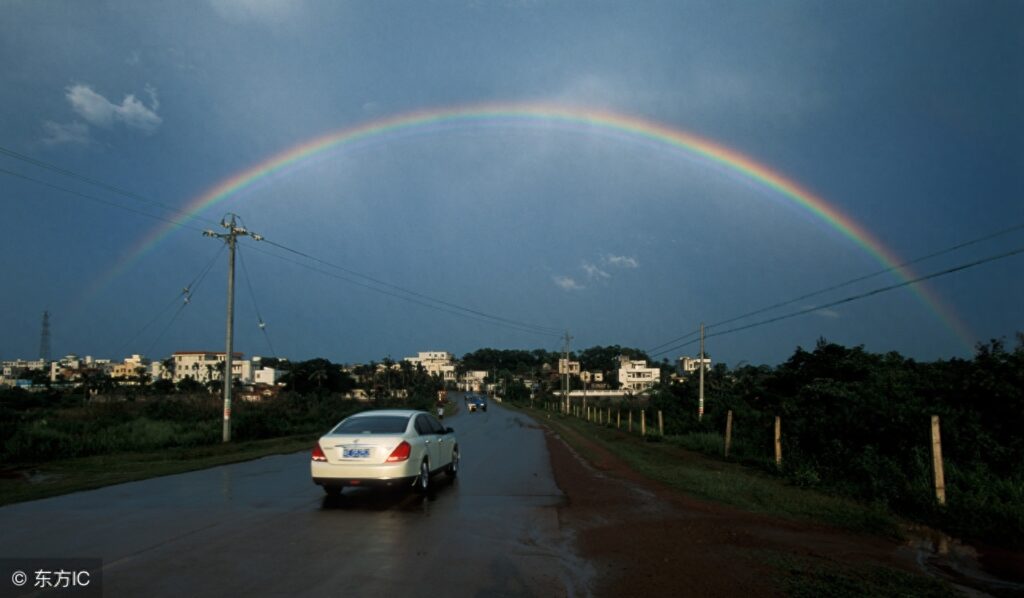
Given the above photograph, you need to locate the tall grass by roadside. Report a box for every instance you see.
[1,392,434,464]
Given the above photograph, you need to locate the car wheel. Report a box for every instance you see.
[416,459,430,494]
[323,486,341,497]
[447,447,459,479]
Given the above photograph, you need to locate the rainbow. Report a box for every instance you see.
[92,102,974,348]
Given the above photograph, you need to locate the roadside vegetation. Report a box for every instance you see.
[521,336,1024,550]
[764,552,956,598]
[0,358,441,505]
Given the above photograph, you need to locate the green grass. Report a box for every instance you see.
[0,433,318,506]
[532,408,902,539]
[762,551,956,598]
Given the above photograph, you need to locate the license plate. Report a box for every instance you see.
[342,447,370,459]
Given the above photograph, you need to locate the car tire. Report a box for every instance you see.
[416,459,430,494]
[323,486,341,497]
[447,447,459,479]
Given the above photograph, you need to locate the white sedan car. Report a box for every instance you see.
[312,409,458,495]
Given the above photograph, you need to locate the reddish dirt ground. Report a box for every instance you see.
[540,421,938,597]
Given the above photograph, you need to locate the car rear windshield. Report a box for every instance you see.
[330,415,409,435]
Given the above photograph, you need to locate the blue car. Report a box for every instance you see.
[465,394,487,412]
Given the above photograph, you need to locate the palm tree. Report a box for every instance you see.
[162,357,175,381]
[134,365,150,387]
[308,367,328,391]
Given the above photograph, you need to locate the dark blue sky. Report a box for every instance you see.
[2,1,1021,366]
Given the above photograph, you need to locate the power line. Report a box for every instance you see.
[145,244,226,356]
[113,243,226,357]
[0,145,220,227]
[650,243,1024,357]
[0,166,209,234]
[243,239,562,338]
[647,221,1024,354]
[1,154,564,339]
[236,242,277,358]
[256,237,563,337]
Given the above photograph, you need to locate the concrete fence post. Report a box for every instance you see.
[724,410,733,457]
[931,415,946,506]
[773,416,782,467]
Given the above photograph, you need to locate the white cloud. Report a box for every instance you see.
[40,121,90,146]
[553,276,584,291]
[66,84,162,133]
[582,262,610,280]
[810,307,841,319]
[606,254,639,269]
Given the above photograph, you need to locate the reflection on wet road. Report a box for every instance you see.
[0,398,590,597]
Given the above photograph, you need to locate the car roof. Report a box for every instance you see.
[348,409,423,418]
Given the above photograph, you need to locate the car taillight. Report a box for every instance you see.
[386,441,411,462]
[312,444,327,462]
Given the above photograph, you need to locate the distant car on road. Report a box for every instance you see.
[467,396,487,412]
[311,409,458,496]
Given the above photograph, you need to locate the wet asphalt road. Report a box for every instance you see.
[0,398,590,597]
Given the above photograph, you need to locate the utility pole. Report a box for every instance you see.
[699,322,705,421]
[562,330,573,414]
[204,214,262,443]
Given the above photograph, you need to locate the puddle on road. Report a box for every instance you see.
[906,526,1024,596]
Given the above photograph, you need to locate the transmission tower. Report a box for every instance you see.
[39,310,51,361]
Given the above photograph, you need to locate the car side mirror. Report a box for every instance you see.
[446,427,454,434]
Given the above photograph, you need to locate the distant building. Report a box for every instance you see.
[172,351,253,384]
[110,354,151,383]
[617,356,660,392]
[49,354,84,383]
[679,356,712,373]
[459,370,488,392]
[558,359,581,376]
[238,383,283,402]
[404,351,457,383]
[2,359,48,387]
[254,367,281,385]
[149,361,173,382]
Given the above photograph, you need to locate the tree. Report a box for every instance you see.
[161,357,175,380]
[152,378,175,395]
[26,368,51,388]
[578,345,650,373]
[282,359,355,395]
[133,365,151,387]
[176,376,204,395]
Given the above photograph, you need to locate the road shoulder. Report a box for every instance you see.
[537,413,952,597]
